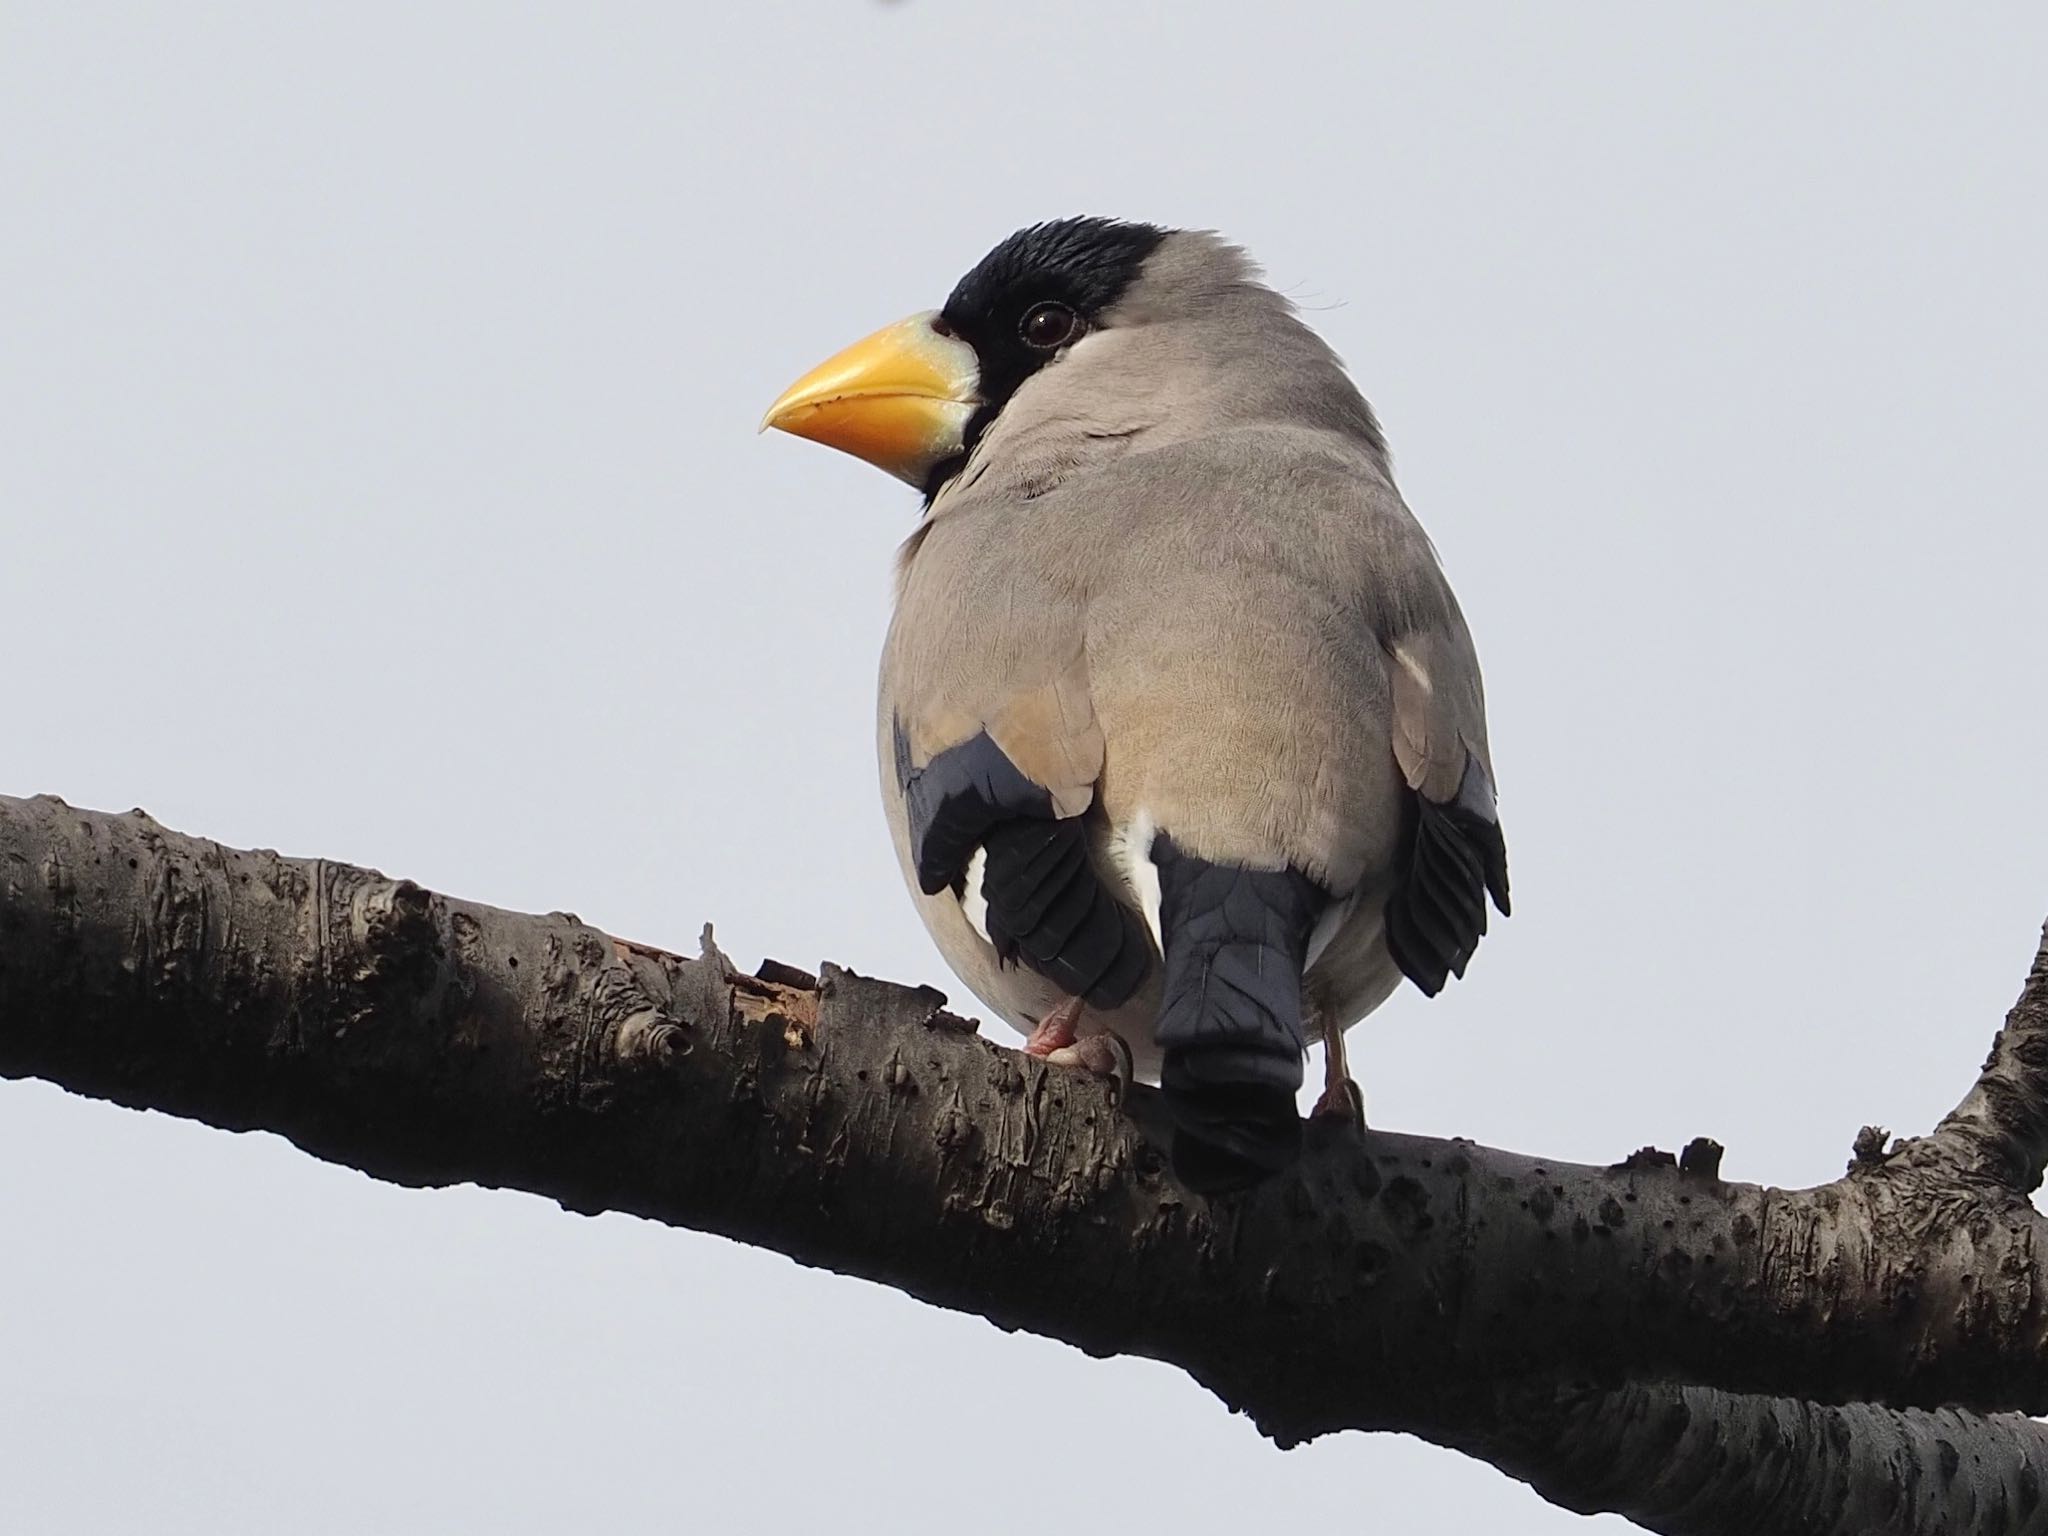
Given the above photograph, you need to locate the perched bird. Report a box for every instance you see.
[763,218,1508,1190]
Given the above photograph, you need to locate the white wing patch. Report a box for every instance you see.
[957,845,992,944]
[1107,811,1163,950]
[1391,642,1433,695]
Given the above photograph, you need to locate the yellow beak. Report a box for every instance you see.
[760,312,981,486]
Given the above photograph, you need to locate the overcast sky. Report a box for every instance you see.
[5,5,2046,1532]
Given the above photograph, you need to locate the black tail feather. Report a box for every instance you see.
[1151,835,1325,1194]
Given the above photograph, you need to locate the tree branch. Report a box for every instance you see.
[5,792,2048,1534]
[1461,1383,2048,1534]
[1929,924,2048,1192]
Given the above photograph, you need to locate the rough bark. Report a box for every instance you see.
[4,792,2047,1534]
[1472,1384,2048,1534]
[1930,932,2048,1192]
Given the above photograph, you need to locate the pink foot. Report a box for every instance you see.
[1024,995,1086,1057]
[1044,1032,1133,1105]
[1311,1077,1368,1129]
[1044,1035,1130,1078]
[1023,997,1132,1099]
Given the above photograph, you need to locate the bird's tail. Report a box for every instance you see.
[1150,835,1325,1194]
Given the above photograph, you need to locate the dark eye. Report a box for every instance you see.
[1019,301,1082,350]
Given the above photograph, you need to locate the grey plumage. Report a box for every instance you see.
[776,219,1509,1189]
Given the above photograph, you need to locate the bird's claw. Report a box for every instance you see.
[1310,1076,1368,1131]
[1042,1032,1133,1104]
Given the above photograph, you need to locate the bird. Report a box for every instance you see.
[762,217,1508,1192]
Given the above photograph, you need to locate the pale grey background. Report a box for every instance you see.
[4,4,2045,1532]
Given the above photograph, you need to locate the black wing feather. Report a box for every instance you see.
[895,718,1150,1008]
[1385,757,1511,997]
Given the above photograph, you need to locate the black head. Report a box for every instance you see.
[926,217,1167,496]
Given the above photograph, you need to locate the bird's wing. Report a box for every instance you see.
[1380,589,1511,996]
[885,617,1153,1011]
